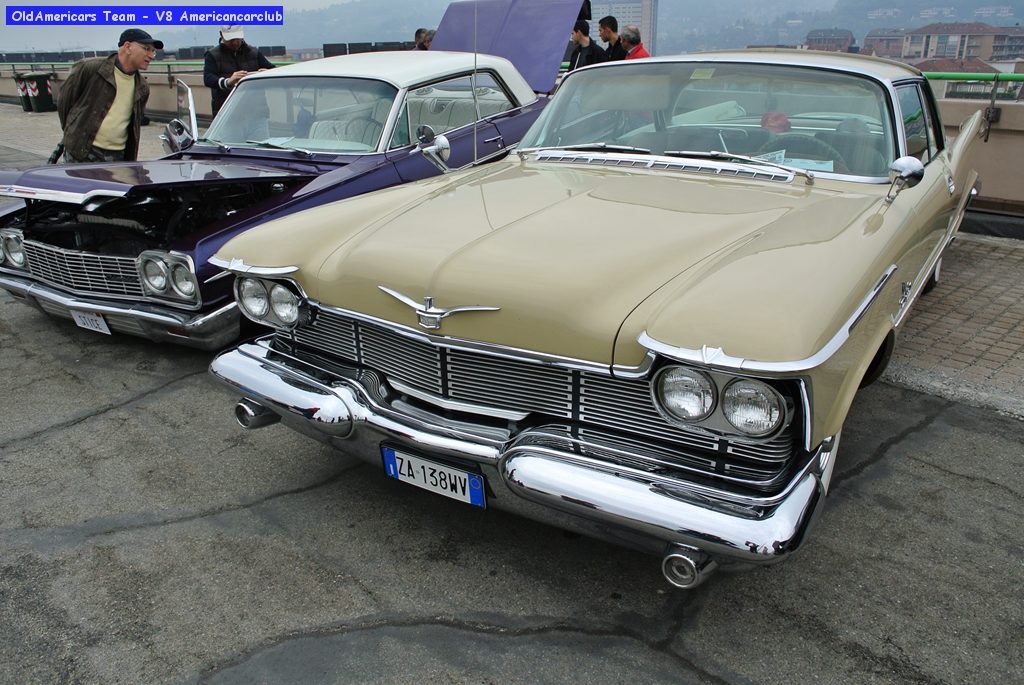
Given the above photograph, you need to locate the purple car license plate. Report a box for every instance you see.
[382,447,485,508]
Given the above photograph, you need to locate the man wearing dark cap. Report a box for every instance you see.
[568,19,606,71]
[204,25,274,116]
[57,28,160,163]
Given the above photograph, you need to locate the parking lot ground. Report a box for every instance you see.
[1,103,1022,684]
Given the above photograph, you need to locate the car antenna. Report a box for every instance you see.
[472,0,479,163]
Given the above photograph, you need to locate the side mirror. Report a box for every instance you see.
[161,118,195,155]
[885,155,925,203]
[416,125,451,173]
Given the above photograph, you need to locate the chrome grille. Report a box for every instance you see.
[286,306,801,490]
[448,350,573,417]
[24,240,143,297]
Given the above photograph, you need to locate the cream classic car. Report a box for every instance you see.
[208,51,982,588]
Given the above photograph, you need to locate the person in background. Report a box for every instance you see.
[413,28,427,49]
[204,25,274,117]
[621,24,651,60]
[568,19,606,71]
[57,28,161,163]
[598,15,626,61]
[420,29,436,50]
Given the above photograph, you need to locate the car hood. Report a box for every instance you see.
[0,159,314,201]
[220,159,889,367]
[432,0,584,93]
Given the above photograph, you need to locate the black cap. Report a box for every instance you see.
[118,28,164,50]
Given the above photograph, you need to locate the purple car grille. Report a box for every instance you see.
[288,307,801,491]
[24,241,143,297]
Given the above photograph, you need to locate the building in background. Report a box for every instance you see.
[806,28,856,52]
[903,22,1002,60]
[863,28,905,58]
[590,0,658,55]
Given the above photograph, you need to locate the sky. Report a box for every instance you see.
[0,0,350,51]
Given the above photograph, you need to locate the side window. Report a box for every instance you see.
[405,73,514,137]
[896,85,938,163]
[388,101,410,149]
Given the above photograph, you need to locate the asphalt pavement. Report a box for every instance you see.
[0,103,1022,684]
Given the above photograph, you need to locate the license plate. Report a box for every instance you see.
[70,310,111,335]
[382,447,485,508]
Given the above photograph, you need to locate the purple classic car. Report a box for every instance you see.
[0,0,585,349]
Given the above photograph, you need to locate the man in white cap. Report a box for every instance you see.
[203,25,273,116]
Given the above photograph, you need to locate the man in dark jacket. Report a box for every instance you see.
[598,16,627,61]
[203,25,274,117]
[57,28,160,163]
[568,20,606,71]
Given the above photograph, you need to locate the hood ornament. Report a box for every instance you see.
[378,285,499,330]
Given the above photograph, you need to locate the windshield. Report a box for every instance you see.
[204,76,398,153]
[520,61,896,177]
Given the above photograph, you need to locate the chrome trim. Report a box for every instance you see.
[203,269,233,285]
[0,185,127,204]
[639,264,899,374]
[0,270,239,349]
[304,299,613,374]
[534,150,797,183]
[389,377,530,421]
[377,285,500,331]
[208,255,299,276]
[209,339,840,564]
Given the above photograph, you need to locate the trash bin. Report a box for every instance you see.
[25,72,56,113]
[13,73,32,112]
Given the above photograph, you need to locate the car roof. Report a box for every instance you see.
[243,51,537,106]
[594,49,923,84]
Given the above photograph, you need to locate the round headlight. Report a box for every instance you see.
[171,264,196,298]
[723,379,783,436]
[5,235,25,267]
[238,278,269,318]
[655,367,715,422]
[270,284,299,324]
[142,258,168,292]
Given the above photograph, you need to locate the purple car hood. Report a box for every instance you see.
[0,160,314,202]
[432,0,584,94]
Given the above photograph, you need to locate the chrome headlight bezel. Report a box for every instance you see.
[648,361,793,443]
[137,250,200,304]
[721,378,786,437]
[0,229,26,268]
[652,365,716,424]
[235,276,307,330]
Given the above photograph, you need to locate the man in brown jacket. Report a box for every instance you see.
[57,28,161,163]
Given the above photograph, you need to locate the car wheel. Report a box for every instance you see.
[923,257,942,294]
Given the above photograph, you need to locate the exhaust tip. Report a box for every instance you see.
[235,398,280,430]
[662,547,717,590]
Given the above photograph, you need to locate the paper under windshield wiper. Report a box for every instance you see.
[663,149,815,185]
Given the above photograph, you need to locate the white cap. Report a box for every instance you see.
[221,25,244,41]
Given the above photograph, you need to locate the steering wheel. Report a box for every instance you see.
[345,117,384,143]
[756,134,849,172]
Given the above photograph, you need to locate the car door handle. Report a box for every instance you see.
[484,135,504,147]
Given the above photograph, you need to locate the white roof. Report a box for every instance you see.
[244,51,537,105]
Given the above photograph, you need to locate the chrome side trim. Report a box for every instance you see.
[0,185,127,204]
[639,264,898,374]
[208,255,299,276]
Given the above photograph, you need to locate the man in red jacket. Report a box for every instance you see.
[621,25,651,60]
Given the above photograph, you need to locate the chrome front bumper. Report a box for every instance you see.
[0,271,240,350]
[210,338,838,566]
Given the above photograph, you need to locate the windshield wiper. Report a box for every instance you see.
[532,143,652,154]
[198,137,231,153]
[663,150,815,185]
[246,139,313,157]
